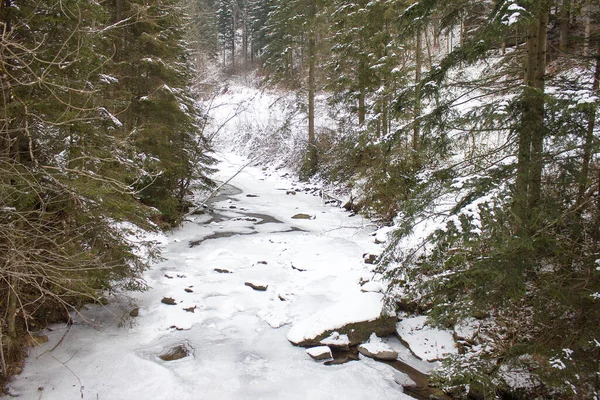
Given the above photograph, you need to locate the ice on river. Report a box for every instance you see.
[7,153,415,400]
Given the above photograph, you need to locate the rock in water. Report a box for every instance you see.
[214,268,232,274]
[159,344,190,361]
[357,333,398,361]
[161,297,177,305]
[245,281,268,291]
[306,346,332,360]
[291,213,313,220]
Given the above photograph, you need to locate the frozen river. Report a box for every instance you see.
[7,154,423,400]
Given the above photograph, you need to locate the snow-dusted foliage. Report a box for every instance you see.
[219,0,600,397]
[0,0,214,383]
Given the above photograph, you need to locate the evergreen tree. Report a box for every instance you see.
[372,0,600,396]
[217,0,235,68]
[104,0,216,225]
[262,0,330,178]
[248,0,274,61]
[0,0,214,381]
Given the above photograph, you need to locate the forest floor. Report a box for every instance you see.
[5,152,444,400]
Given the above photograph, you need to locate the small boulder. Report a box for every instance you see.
[245,281,268,291]
[161,297,177,305]
[183,306,197,313]
[159,344,191,361]
[357,333,398,361]
[363,253,378,264]
[306,346,332,361]
[169,325,189,331]
[319,331,350,351]
[287,299,397,347]
[184,288,194,293]
[129,307,140,317]
[214,268,232,274]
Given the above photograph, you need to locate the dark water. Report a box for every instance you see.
[188,183,305,248]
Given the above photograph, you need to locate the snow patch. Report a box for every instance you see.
[396,315,457,362]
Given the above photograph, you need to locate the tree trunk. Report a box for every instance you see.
[242,6,248,65]
[425,28,433,69]
[289,50,293,81]
[6,278,17,341]
[382,99,388,138]
[527,2,549,212]
[0,0,12,162]
[413,31,422,151]
[584,0,591,57]
[115,0,123,60]
[358,86,365,125]
[433,14,440,50]
[306,0,317,175]
[514,1,549,233]
[559,0,570,52]
[576,47,600,209]
[231,9,236,71]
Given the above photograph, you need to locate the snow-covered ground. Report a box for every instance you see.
[7,153,427,400]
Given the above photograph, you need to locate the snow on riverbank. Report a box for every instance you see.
[396,315,458,362]
[7,153,418,400]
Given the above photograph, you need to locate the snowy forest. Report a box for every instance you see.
[1,0,600,399]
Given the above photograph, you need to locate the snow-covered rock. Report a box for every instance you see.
[286,292,396,347]
[393,371,417,388]
[396,315,458,362]
[360,281,385,293]
[454,317,479,340]
[319,332,350,350]
[358,334,398,361]
[363,253,378,264]
[306,346,332,361]
[373,226,394,244]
